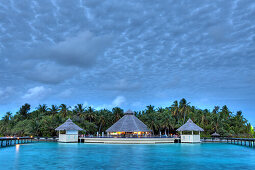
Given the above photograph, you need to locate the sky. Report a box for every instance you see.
[0,0,255,125]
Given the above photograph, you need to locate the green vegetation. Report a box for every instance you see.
[0,99,254,137]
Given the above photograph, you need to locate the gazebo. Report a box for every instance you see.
[211,132,220,137]
[55,118,83,143]
[177,118,204,143]
[106,110,151,137]
[211,132,220,141]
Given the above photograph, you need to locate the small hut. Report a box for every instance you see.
[211,132,220,137]
[211,132,220,141]
[55,118,83,143]
[106,110,151,137]
[177,118,204,143]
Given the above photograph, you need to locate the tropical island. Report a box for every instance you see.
[0,98,254,138]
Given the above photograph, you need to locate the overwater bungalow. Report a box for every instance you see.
[55,118,83,142]
[177,118,204,143]
[106,110,151,137]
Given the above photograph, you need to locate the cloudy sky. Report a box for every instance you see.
[0,0,255,124]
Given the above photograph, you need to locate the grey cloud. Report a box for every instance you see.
[24,31,113,68]
[1,30,113,84]
[23,86,51,101]
[47,31,112,68]
[24,62,79,84]
[101,79,141,92]
[0,87,14,104]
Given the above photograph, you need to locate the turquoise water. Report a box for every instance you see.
[0,142,255,170]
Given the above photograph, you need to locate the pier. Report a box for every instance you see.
[227,138,255,147]
[0,137,34,148]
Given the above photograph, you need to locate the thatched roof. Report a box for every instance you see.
[211,132,220,136]
[125,109,134,115]
[55,118,83,131]
[106,110,151,132]
[177,118,204,132]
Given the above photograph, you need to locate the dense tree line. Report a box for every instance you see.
[0,98,254,137]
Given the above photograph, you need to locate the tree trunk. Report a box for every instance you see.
[183,111,186,124]
[99,123,102,133]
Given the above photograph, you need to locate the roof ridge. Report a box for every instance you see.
[131,115,139,131]
[119,115,127,132]
[106,114,151,132]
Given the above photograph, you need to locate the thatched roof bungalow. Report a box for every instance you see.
[177,118,204,143]
[55,118,83,143]
[106,110,151,136]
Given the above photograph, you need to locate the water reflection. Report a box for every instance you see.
[16,144,20,153]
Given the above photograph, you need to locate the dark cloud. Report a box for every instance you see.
[30,31,113,68]
[24,62,79,84]
[0,0,255,124]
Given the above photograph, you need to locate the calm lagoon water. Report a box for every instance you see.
[0,142,255,170]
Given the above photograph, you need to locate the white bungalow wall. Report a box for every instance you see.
[58,134,78,142]
[181,135,201,143]
[58,130,79,142]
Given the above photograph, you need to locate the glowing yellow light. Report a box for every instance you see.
[138,132,141,135]
[16,144,20,153]
[30,136,33,138]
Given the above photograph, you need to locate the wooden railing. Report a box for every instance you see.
[226,138,255,147]
[0,137,34,148]
[202,137,255,148]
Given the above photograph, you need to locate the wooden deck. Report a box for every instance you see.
[79,137,180,144]
[0,137,34,148]
[226,138,255,147]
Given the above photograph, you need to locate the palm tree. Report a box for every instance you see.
[179,98,190,124]
[86,106,95,123]
[2,112,12,124]
[220,105,231,120]
[112,107,124,122]
[212,106,220,114]
[97,110,106,133]
[18,103,31,119]
[170,100,179,117]
[49,105,59,115]
[74,104,85,117]
[37,104,49,114]
[146,105,155,114]
[211,106,221,132]
[157,107,164,113]
[59,104,69,117]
